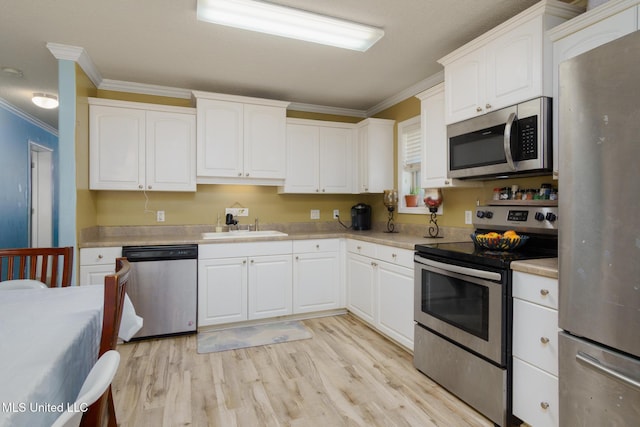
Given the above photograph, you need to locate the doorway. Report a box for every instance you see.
[29,142,53,248]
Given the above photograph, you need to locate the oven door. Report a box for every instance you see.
[414,254,506,365]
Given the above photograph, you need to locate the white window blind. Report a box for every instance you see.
[402,123,421,171]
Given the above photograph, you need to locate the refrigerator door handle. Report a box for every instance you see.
[503,112,517,171]
[577,351,640,391]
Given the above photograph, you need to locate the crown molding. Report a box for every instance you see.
[0,98,58,136]
[46,42,103,88]
[287,102,367,118]
[366,70,444,116]
[100,79,193,99]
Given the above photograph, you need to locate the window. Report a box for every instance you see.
[397,116,427,213]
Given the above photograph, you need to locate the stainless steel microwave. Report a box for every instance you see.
[447,97,552,179]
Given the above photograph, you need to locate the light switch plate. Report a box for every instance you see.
[310,209,320,219]
[226,208,249,217]
[465,210,472,224]
[157,210,165,222]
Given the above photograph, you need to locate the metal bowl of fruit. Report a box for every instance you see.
[470,231,529,251]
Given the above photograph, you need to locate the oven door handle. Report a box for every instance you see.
[415,255,502,281]
[504,112,517,171]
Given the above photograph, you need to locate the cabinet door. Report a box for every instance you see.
[421,83,450,188]
[444,48,485,124]
[293,251,340,313]
[552,7,637,178]
[248,254,292,320]
[196,99,244,178]
[485,16,542,112]
[198,257,248,326]
[284,124,320,193]
[146,111,196,191]
[319,127,353,193]
[89,105,145,190]
[377,261,414,350]
[357,119,394,193]
[79,265,114,286]
[346,253,376,325]
[244,104,287,179]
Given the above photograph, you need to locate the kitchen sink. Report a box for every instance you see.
[200,230,288,240]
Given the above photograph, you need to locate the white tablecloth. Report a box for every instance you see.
[0,286,142,427]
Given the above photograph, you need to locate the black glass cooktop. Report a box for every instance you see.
[415,236,557,270]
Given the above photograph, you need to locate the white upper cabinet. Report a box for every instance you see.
[89,98,196,192]
[439,0,583,125]
[416,83,481,189]
[549,0,640,179]
[193,91,289,185]
[281,119,354,194]
[356,118,395,193]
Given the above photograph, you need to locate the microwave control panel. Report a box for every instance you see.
[516,116,538,160]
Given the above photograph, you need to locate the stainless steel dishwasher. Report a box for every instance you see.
[122,244,197,339]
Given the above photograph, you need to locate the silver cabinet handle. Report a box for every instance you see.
[138,184,143,189]
[540,402,549,410]
[295,256,299,260]
[486,103,492,109]
[246,173,249,177]
[540,289,550,296]
[577,351,640,391]
[357,246,362,250]
[316,244,320,249]
[476,106,483,112]
[97,255,103,260]
[238,172,242,176]
[392,253,397,258]
[243,260,247,264]
[540,337,550,344]
[322,189,325,192]
[250,259,254,264]
[371,262,378,267]
[148,185,152,190]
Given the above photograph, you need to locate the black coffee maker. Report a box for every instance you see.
[351,203,372,230]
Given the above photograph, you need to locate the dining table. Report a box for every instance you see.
[0,284,142,427]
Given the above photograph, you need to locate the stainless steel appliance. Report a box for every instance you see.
[447,97,552,180]
[414,205,558,426]
[122,244,198,339]
[558,31,640,426]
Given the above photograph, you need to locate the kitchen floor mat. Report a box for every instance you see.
[197,320,312,353]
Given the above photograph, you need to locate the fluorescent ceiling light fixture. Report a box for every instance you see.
[32,93,59,109]
[197,0,384,52]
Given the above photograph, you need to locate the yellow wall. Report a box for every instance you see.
[84,90,556,228]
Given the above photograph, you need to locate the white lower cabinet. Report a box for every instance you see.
[198,241,293,327]
[346,240,414,350]
[79,247,122,285]
[293,239,342,314]
[512,270,560,427]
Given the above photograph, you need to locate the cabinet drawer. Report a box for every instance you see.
[512,357,559,427]
[199,241,292,259]
[346,239,376,258]
[376,245,413,268]
[512,271,558,309]
[513,298,559,375]
[80,247,122,265]
[293,238,340,253]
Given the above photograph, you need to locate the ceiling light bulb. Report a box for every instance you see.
[32,93,59,109]
[197,0,384,52]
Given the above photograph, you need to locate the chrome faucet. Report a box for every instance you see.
[254,217,259,231]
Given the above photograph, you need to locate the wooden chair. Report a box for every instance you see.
[0,246,73,287]
[80,257,131,427]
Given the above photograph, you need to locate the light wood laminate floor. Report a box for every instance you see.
[113,314,492,427]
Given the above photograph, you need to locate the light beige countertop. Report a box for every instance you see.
[79,223,473,251]
[511,257,558,279]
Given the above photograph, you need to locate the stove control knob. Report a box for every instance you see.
[476,211,485,218]
[534,212,546,222]
[545,212,557,222]
[485,211,493,219]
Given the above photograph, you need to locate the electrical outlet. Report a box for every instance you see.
[465,210,472,225]
[157,210,165,222]
[225,208,249,217]
[333,209,340,219]
[310,209,320,220]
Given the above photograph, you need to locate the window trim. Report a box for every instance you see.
[397,116,429,215]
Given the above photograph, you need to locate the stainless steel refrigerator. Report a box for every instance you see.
[558,30,640,426]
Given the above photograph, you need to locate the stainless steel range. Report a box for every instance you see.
[414,204,558,427]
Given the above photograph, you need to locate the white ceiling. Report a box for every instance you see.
[0,0,583,130]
